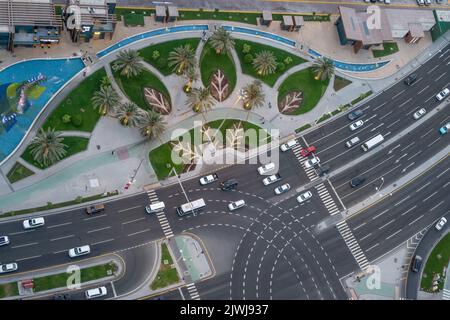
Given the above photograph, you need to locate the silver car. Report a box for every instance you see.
[0,263,18,274]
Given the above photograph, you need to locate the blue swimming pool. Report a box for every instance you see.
[0,58,85,163]
[97,24,209,58]
[223,25,297,47]
[308,49,391,72]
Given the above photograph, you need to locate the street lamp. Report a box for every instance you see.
[375,177,384,191]
[170,166,196,216]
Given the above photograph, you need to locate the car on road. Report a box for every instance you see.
[436,88,450,101]
[228,200,246,211]
[85,203,105,214]
[85,286,108,299]
[350,176,366,188]
[411,255,422,272]
[349,120,364,131]
[280,139,298,152]
[345,136,360,148]
[220,179,238,191]
[297,191,312,203]
[435,217,447,231]
[257,162,276,175]
[404,74,418,86]
[145,201,165,214]
[304,157,320,169]
[0,263,18,274]
[274,183,291,195]
[416,0,425,5]
[199,173,218,185]
[347,109,363,121]
[263,173,281,186]
[53,293,72,300]
[23,217,45,229]
[301,146,317,157]
[424,0,431,5]
[439,122,450,135]
[0,236,10,246]
[413,108,426,120]
[317,163,331,177]
[69,245,91,258]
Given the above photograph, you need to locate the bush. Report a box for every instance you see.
[75,196,83,203]
[284,56,293,65]
[157,57,167,69]
[152,50,160,61]
[277,62,286,72]
[71,114,83,127]
[244,54,254,64]
[242,43,252,54]
[62,114,71,124]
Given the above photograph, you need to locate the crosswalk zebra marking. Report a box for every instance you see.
[336,220,369,271]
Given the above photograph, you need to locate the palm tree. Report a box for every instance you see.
[209,27,235,54]
[186,86,215,122]
[100,75,111,88]
[168,45,196,75]
[91,85,120,115]
[312,57,334,81]
[183,66,199,93]
[139,109,167,141]
[242,80,265,120]
[29,128,67,167]
[112,49,145,78]
[115,102,144,127]
[252,51,277,76]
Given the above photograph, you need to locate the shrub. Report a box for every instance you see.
[277,62,286,72]
[71,114,83,127]
[62,114,71,124]
[152,50,160,61]
[284,56,293,65]
[242,43,252,54]
[75,196,83,203]
[157,57,167,69]
[244,54,254,64]
[46,202,53,209]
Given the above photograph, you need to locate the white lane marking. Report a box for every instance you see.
[117,205,142,213]
[379,219,395,230]
[366,243,379,252]
[422,191,438,202]
[398,98,412,108]
[11,242,38,249]
[373,102,387,111]
[353,222,366,231]
[401,205,418,216]
[16,255,42,262]
[386,119,400,129]
[416,181,432,192]
[408,214,424,226]
[424,94,435,103]
[379,110,393,120]
[372,209,389,220]
[427,64,439,74]
[427,137,440,147]
[386,229,402,240]
[437,168,450,179]
[359,233,372,242]
[9,230,34,236]
[417,84,430,95]
[47,222,73,229]
[121,217,146,225]
[402,162,416,173]
[400,141,415,152]
[127,229,151,237]
[392,89,405,99]
[407,151,421,161]
[430,201,445,211]
[394,196,410,207]
[83,214,107,221]
[444,181,450,188]
[435,72,447,82]
[91,238,114,246]
[53,249,68,254]
[50,234,75,242]
[87,226,111,234]
[420,128,433,138]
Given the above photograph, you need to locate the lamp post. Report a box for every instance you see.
[375,177,384,192]
[170,166,195,216]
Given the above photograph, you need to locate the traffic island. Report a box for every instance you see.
[420,232,450,293]
[150,242,180,290]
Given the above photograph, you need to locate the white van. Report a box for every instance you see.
[85,286,107,299]
[345,136,360,148]
[145,201,165,214]
[228,200,246,211]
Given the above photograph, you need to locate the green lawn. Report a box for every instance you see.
[42,68,106,132]
[372,42,399,58]
[295,123,312,133]
[139,38,201,76]
[112,65,171,110]
[351,91,373,105]
[115,8,154,17]
[421,233,450,292]
[200,41,237,97]
[150,243,180,290]
[234,39,306,87]
[7,162,35,183]
[278,67,330,115]
[123,13,145,26]
[333,75,352,92]
[33,262,117,292]
[0,282,19,299]
[21,136,89,169]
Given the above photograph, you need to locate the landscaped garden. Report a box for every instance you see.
[123,13,145,27]
[421,233,450,292]
[372,42,399,58]
[150,243,180,290]
[6,162,34,183]
[333,75,352,92]
[0,282,19,299]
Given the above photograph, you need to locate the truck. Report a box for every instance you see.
[85,203,105,214]
[199,173,219,185]
[361,134,384,152]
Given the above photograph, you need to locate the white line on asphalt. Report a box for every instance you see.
[353,222,366,231]
[87,226,111,234]
[386,229,402,240]
[398,98,412,108]
[16,255,42,262]
[435,72,447,82]
[50,234,75,242]
[388,144,401,154]
[392,89,405,100]
[379,110,393,120]
[416,181,432,192]
[91,238,114,246]
[417,85,430,95]
[9,230,34,236]
[121,217,146,225]
[394,196,410,207]
[83,214,107,221]
[427,137,440,147]
[408,215,424,226]
[373,102,387,111]
[370,123,385,132]
[372,209,389,220]
[400,141,415,152]
[53,249,67,254]
[11,242,38,249]
[437,168,450,179]
[424,94,435,103]
[427,64,439,74]
[401,205,418,216]
[117,205,142,213]
[127,229,151,237]
[407,151,421,161]
[444,181,450,188]
[359,233,372,242]
[309,115,369,144]
[379,219,395,230]
[420,128,433,139]
[422,191,438,202]
[366,243,379,252]
[402,162,415,173]
[412,77,423,86]
[386,119,400,129]
[47,222,73,229]
[430,201,445,212]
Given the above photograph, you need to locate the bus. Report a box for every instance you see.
[176,198,206,216]
[361,134,384,152]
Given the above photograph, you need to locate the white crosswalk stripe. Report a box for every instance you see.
[315,183,340,216]
[336,220,369,271]
[443,289,450,300]
[186,283,200,300]
[146,189,174,238]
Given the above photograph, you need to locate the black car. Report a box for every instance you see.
[411,255,422,272]
[349,176,366,188]
[53,293,71,300]
[404,74,418,86]
[220,179,238,191]
[317,164,330,177]
[347,109,363,121]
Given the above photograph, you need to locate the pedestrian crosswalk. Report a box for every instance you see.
[146,189,174,238]
[336,220,369,271]
[292,144,318,182]
[443,289,450,300]
[315,183,340,216]
[186,283,200,300]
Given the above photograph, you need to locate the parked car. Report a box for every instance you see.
[416,0,425,5]
[347,109,363,121]
[404,74,418,86]
[199,173,218,185]
[304,157,320,169]
[301,146,317,157]
[435,217,447,231]
[439,122,450,135]
[297,191,312,203]
[384,0,390,4]
[350,176,366,188]
[85,286,108,299]
[85,203,105,214]
[280,139,298,152]
[0,263,18,274]
[349,120,364,131]
[0,236,10,246]
[413,108,426,120]
[53,293,72,300]
[228,200,246,211]
[263,173,281,186]
[23,217,45,229]
[257,162,276,175]
[68,245,91,258]
[220,179,238,191]
[436,88,450,101]
[345,136,360,148]
[274,183,291,195]
[424,0,431,5]
[411,255,422,272]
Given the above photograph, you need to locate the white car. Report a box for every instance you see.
[384,0,390,4]
[85,286,108,299]
[0,236,10,246]
[349,120,364,131]
[424,0,431,5]
[416,0,425,5]
[0,263,18,274]
[297,191,312,203]
[69,245,91,258]
[280,139,298,152]
[23,217,45,229]
[413,108,426,120]
[228,200,246,211]
[257,162,276,175]
[304,157,320,169]
[436,88,450,101]
[199,173,218,185]
[274,183,290,195]
[263,174,281,186]
[435,217,447,231]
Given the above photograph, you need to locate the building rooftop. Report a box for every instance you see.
[68,0,116,26]
[408,23,425,38]
[155,5,166,17]
[293,15,304,26]
[168,6,178,18]
[386,8,435,31]
[262,10,272,21]
[282,15,293,26]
